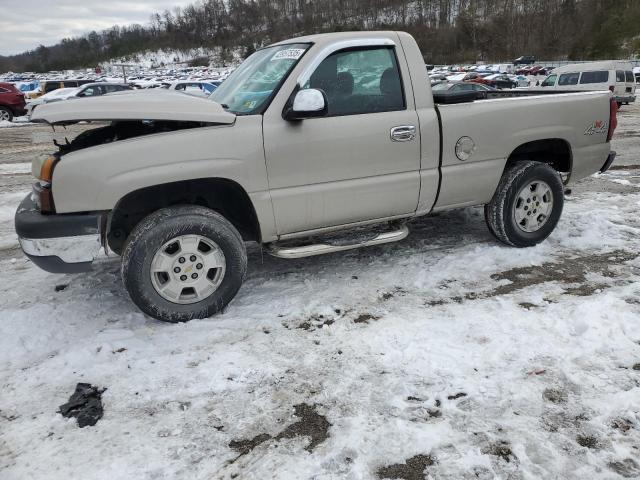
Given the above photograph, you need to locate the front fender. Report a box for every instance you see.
[52,116,267,213]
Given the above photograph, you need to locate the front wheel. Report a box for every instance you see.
[485,161,564,247]
[121,206,247,322]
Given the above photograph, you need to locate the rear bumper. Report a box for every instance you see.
[15,194,104,273]
[14,105,27,116]
[614,94,635,104]
[6,102,27,116]
[600,150,617,173]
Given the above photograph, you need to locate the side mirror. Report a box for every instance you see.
[284,88,327,120]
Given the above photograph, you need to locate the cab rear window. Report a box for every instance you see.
[579,71,609,84]
[558,73,579,86]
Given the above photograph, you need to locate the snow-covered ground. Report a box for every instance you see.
[0,105,639,480]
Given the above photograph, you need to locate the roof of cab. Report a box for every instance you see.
[269,30,399,47]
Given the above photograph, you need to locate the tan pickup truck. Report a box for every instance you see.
[15,31,618,322]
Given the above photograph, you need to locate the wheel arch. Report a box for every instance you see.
[107,178,261,254]
[504,138,573,183]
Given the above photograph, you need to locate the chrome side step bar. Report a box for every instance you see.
[266,224,409,259]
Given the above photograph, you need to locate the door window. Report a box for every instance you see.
[302,47,405,116]
[558,73,579,86]
[541,74,557,87]
[625,71,634,83]
[616,70,625,82]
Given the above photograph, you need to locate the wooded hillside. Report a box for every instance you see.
[2,0,639,72]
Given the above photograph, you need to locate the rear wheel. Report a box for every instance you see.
[121,205,247,322]
[0,107,13,122]
[485,161,564,247]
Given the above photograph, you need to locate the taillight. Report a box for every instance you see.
[607,99,618,142]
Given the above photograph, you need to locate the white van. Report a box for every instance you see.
[540,61,636,105]
[497,63,515,74]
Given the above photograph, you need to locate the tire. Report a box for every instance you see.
[484,161,564,247]
[0,107,13,122]
[121,205,247,322]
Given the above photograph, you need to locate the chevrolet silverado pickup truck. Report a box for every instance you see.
[15,31,618,322]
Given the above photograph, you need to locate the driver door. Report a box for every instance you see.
[263,45,420,235]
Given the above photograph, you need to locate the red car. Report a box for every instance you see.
[0,82,27,122]
[516,66,534,75]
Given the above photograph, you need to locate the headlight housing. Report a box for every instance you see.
[39,155,59,182]
[33,155,59,213]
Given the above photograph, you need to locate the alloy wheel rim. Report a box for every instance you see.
[0,110,10,121]
[513,180,554,233]
[150,234,226,304]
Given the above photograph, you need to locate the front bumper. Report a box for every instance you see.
[15,194,104,273]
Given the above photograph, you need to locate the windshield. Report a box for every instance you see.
[210,43,310,114]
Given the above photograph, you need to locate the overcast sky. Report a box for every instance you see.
[0,0,195,56]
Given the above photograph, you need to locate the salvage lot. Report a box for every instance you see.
[1,103,639,479]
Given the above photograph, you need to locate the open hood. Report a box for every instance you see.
[31,90,236,125]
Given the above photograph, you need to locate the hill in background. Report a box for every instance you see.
[1,0,639,72]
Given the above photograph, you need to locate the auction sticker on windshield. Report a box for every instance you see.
[271,49,305,61]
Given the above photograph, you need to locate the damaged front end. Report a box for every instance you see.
[16,90,237,273]
[53,119,217,155]
[29,90,236,212]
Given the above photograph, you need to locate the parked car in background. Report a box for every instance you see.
[26,88,79,117]
[429,73,449,84]
[74,83,132,97]
[17,81,40,96]
[540,61,636,106]
[0,82,27,121]
[496,63,515,74]
[471,74,517,89]
[161,81,218,96]
[28,79,97,99]
[27,83,132,117]
[432,81,496,99]
[514,55,536,65]
[511,75,531,87]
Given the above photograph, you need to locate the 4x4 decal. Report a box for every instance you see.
[584,120,608,135]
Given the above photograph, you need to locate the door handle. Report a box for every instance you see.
[390,125,416,142]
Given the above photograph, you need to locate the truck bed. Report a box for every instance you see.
[431,90,612,210]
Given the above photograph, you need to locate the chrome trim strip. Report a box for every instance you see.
[266,224,409,259]
[19,234,101,263]
[296,38,396,87]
